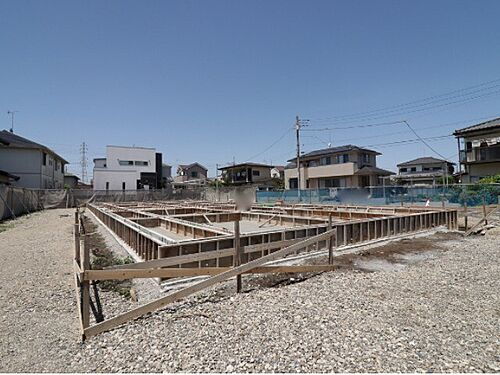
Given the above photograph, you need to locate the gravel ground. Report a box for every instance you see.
[1,208,499,372]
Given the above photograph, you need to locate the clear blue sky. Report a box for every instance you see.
[1,0,500,179]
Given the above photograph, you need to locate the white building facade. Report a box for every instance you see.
[93,146,162,191]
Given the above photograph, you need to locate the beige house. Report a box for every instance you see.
[454,118,500,183]
[219,162,273,185]
[284,145,393,189]
[174,163,208,183]
[396,157,454,186]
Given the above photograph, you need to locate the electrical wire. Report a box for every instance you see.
[243,127,293,162]
[310,77,500,122]
[403,121,451,161]
[307,88,500,125]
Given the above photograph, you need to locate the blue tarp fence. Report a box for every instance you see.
[256,184,500,207]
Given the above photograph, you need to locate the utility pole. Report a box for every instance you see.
[7,110,18,133]
[80,142,88,184]
[295,115,309,202]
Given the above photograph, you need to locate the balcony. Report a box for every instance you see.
[462,144,500,163]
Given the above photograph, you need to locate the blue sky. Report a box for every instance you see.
[1,0,500,179]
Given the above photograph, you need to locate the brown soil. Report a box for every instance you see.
[237,231,463,292]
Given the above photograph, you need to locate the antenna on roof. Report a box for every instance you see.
[7,110,18,133]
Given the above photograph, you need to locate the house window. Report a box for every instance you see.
[410,167,417,172]
[423,167,430,171]
[400,168,407,172]
[320,156,331,166]
[122,182,126,190]
[309,160,318,167]
[135,161,148,166]
[252,170,260,176]
[106,182,109,191]
[432,167,441,171]
[363,154,370,163]
[119,160,134,166]
[43,153,47,166]
[191,171,198,178]
[342,154,349,163]
[466,141,472,152]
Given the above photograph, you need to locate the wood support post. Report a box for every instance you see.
[234,220,242,293]
[327,214,333,264]
[81,232,91,332]
[482,196,488,225]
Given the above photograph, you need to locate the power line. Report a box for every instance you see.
[308,87,500,126]
[302,120,405,131]
[403,121,450,161]
[243,127,293,162]
[310,77,500,122]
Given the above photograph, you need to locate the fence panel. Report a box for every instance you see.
[256,184,500,207]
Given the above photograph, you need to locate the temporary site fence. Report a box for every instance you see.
[256,184,500,207]
[73,201,458,340]
[0,185,43,220]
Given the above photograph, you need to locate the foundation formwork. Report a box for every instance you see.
[87,201,458,271]
[75,200,458,339]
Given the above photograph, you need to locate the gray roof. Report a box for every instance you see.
[354,166,395,176]
[287,144,380,162]
[453,117,500,136]
[397,157,454,167]
[0,130,68,164]
[64,173,80,180]
[178,162,208,171]
[218,162,274,170]
[0,169,20,181]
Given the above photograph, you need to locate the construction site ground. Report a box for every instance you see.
[0,208,499,372]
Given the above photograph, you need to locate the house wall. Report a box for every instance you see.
[0,148,65,189]
[285,163,356,189]
[176,165,208,182]
[64,176,79,188]
[249,166,272,182]
[93,146,157,190]
[463,162,500,183]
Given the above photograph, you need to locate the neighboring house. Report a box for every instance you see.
[64,173,80,188]
[453,117,500,183]
[395,157,455,186]
[0,170,20,185]
[93,145,164,190]
[219,163,274,185]
[271,166,285,180]
[284,145,394,189]
[0,130,68,189]
[174,163,208,183]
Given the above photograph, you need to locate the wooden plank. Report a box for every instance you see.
[84,265,336,281]
[258,214,278,228]
[83,227,336,338]
[464,205,499,236]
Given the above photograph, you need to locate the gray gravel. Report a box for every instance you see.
[1,208,499,372]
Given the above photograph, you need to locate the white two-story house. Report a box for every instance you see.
[284,145,393,189]
[93,145,164,191]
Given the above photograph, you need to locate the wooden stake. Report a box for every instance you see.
[234,220,242,293]
[328,214,333,265]
[81,232,91,332]
[482,196,488,225]
[464,202,468,232]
